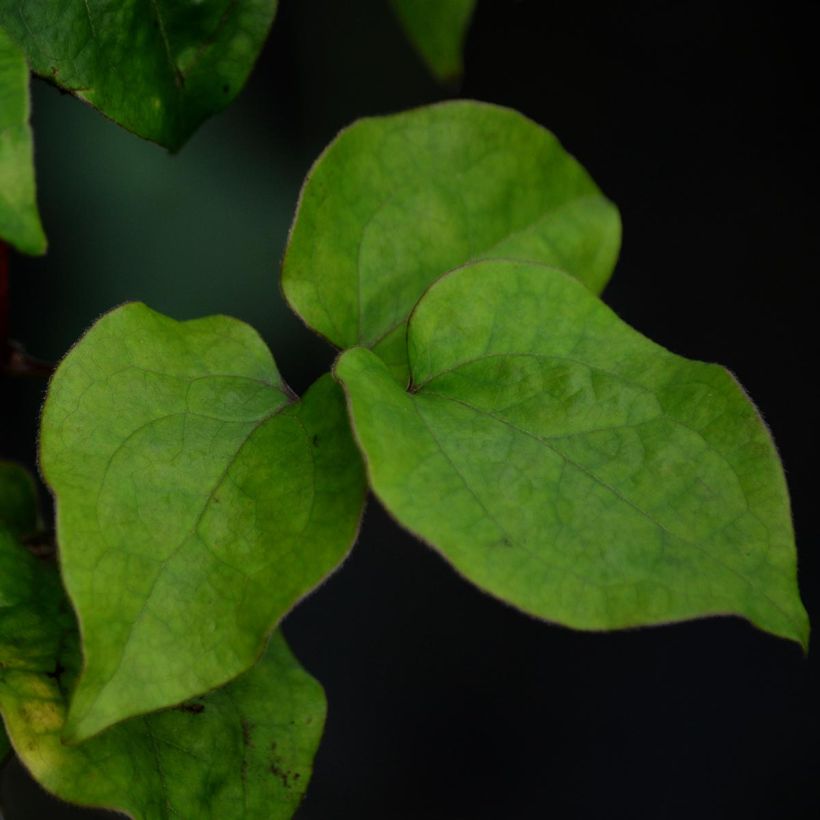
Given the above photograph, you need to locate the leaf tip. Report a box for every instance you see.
[794,609,810,655]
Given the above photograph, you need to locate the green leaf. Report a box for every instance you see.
[0,27,46,255]
[335,259,808,648]
[282,101,621,382]
[390,0,476,82]
[0,460,40,538]
[40,303,365,742]
[0,527,325,819]
[0,1,279,150]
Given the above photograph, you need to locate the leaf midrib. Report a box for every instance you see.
[414,376,799,633]
[68,393,294,737]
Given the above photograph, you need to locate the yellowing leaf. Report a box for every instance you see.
[0,525,325,820]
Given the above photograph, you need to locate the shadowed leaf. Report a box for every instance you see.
[0,27,45,255]
[0,524,325,820]
[0,460,40,538]
[390,0,476,82]
[0,1,279,150]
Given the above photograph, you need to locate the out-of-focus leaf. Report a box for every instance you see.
[0,27,45,255]
[390,0,476,82]
[0,2,279,150]
[0,460,40,538]
[0,524,325,819]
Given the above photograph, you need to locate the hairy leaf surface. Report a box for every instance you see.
[41,303,365,742]
[390,0,476,82]
[0,27,45,255]
[283,101,621,381]
[0,1,278,150]
[0,525,325,819]
[336,260,808,647]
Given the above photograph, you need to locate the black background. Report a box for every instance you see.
[2,1,819,818]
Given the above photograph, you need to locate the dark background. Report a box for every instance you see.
[2,1,819,817]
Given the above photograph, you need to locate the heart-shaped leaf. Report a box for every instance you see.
[0,27,45,255]
[41,303,365,742]
[390,0,476,83]
[0,523,325,820]
[336,259,808,647]
[283,101,621,381]
[0,1,279,150]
